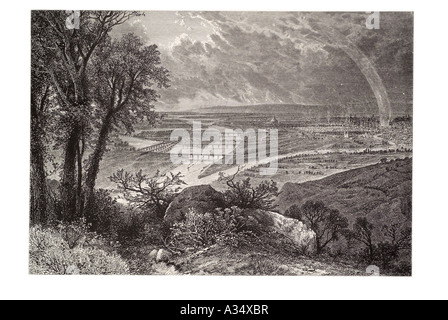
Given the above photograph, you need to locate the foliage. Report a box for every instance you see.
[290,201,348,254]
[110,169,185,217]
[31,11,171,224]
[346,218,412,273]
[57,218,92,249]
[347,217,376,263]
[169,207,258,251]
[114,212,148,244]
[390,260,412,276]
[70,247,129,275]
[382,224,412,251]
[83,189,122,237]
[84,33,171,209]
[219,169,279,211]
[32,11,144,141]
[89,33,170,134]
[375,223,412,271]
[374,242,399,269]
[29,224,129,275]
[77,188,171,246]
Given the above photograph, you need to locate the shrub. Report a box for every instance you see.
[29,226,72,275]
[391,260,412,276]
[219,170,279,211]
[84,189,166,245]
[169,207,257,250]
[113,212,147,243]
[375,242,399,270]
[85,189,122,238]
[70,247,129,275]
[110,169,185,218]
[347,217,375,263]
[57,218,92,249]
[29,224,129,275]
[297,201,349,254]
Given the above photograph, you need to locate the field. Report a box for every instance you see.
[97,110,413,195]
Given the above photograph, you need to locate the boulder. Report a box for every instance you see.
[149,249,158,261]
[244,209,317,254]
[163,185,316,253]
[164,185,226,226]
[156,249,173,263]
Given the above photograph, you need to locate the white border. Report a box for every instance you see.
[1,0,448,300]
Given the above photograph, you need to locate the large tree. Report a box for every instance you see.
[32,11,142,221]
[84,33,170,224]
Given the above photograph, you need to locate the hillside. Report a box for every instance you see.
[276,158,412,238]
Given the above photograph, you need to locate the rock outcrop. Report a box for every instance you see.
[243,209,317,253]
[164,185,226,226]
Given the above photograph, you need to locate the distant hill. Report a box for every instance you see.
[276,158,412,240]
[200,103,413,117]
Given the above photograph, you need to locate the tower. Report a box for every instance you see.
[269,115,279,127]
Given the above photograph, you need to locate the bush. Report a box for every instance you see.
[29,223,129,275]
[291,201,348,254]
[29,226,72,275]
[375,242,399,270]
[70,247,129,275]
[85,189,166,245]
[169,207,257,250]
[219,171,279,211]
[390,260,412,276]
[110,169,184,218]
[114,212,147,243]
[85,189,122,238]
[57,218,92,249]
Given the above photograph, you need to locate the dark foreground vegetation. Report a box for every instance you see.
[30,159,411,276]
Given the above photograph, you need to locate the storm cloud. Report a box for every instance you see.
[113,12,413,111]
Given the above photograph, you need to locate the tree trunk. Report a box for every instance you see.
[60,124,80,222]
[30,100,47,225]
[369,242,375,263]
[60,70,88,222]
[84,113,113,227]
[30,125,47,225]
[316,238,322,254]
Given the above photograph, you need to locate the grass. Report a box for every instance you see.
[170,245,364,276]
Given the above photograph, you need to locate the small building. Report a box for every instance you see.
[269,115,279,127]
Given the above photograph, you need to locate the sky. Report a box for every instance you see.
[112,12,414,111]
